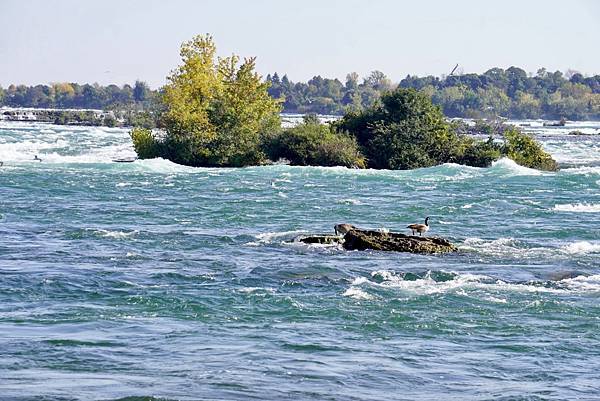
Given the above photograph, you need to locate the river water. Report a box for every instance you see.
[1,120,599,400]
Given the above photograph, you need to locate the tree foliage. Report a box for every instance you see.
[265,115,365,168]
[337,88,463,169]
[3,65,599,121]
[336,88,557,171]
[502,128,558,171]
[265,70,393,115]
[401,67,600,120]
[133,34,281,167]
[0,82,152,109]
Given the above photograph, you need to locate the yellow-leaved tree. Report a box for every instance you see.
[131,34,281,167]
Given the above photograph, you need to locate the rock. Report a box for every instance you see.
[296,228,457,253]
[297,234,342,245]
[568,130,591,136]
[547,270,586,281]
[343,229,456,253]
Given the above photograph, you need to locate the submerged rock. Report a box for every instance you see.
[568,130,591,136]
[296,228,457,254]
[297,234,342,245]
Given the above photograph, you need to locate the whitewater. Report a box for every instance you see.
[1,120,599,400]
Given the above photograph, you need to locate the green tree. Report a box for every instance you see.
[337,88,556,170]
[337,88,458,169]
[133,34,281,167]
[512,91,541,119]
[503,128,558,171]
[133,81,150,102]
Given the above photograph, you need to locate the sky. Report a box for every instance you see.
[1,0,599,88]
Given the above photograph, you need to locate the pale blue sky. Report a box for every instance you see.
[1,0,599,88]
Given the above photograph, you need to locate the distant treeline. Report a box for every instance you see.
[266,68,600,120]
[399,68,600,120]
[2,67,599,120]
[0,81,155,110]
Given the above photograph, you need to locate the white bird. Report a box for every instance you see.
[407,217,430,236]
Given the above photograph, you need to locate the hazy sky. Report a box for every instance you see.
[1,0,599,88]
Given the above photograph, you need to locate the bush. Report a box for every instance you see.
[450,121,558,170]
[103,114,118,127]
[130,128,160,159]
[337,88,473,169]
[502,128,558,171]
[336,89,557,171]
[452,136,502,167]
[266,116,365,168]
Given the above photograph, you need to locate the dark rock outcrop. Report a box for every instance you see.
[296,228,457,254]
[343,229,457,253]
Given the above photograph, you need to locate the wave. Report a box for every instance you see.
[337,198,363,205]
[246,230,308,246]
[560,166,600,176]
[461,237,600,258]
[342,286,374,300]
[554,203,600,213]
[64,228,138,240]
[489,157,544,176]
[276,158,544,180]
[343,270,600,300]
[131,158,201,174]
[561,241,600,254]
[93,229,139,239]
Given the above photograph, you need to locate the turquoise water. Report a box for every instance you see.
[1,121,599,400]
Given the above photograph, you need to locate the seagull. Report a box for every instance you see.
[407,217,430,236]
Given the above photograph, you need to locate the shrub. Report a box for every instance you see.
[103,114,118,127]
[337,89,557,171]
[502,128,558,171]
[337,88,474,169]
[130,128,160,159]
[452,136,502,167]
[266,116,365,168]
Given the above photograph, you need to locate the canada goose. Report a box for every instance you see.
[33,155,42,162]
[407,217,430,236]
[334,223,356,236]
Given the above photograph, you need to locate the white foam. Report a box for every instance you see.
[338,198,363,205]
[133,158,221,174]
[247,230,307,246]
[490,157,543,176]
[554,203,600,213]
[0,124,136,164]
[560,166,600,176]
[342,287,374,300]
[367,270,492,295]
[94,229,138,239]
[348,270,600,298]
[461,237,529,258]
[561,241,600,255]
[461,237,600,259]
[238,287,276,294]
